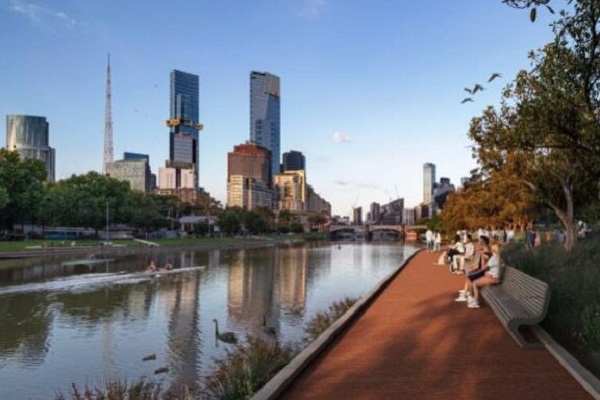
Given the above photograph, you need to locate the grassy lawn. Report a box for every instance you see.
[0,234,308,253]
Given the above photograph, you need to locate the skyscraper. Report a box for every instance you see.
[282,150,305,173]
[226,143,273,209]
[6,115,55,182]
[167,69,201,191]
[423,162,436,204]
[250,71,280,178]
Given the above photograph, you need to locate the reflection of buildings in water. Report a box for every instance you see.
[208,249,220,269]
[274,246,308,317]
[0,293,52,365]
[156,273,202,387]
[227,248,275,336]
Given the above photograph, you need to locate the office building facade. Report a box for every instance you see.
[6,115,55,182]
[167,70,200,193]
[282,150,305,173]
[423,162,436,204]
[227,143,272,186]
[106,159,150,193]
[250,71,280,178]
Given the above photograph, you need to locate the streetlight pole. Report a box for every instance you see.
[106,201,109,245]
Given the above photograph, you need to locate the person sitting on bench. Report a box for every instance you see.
[468,243,502,309]
[454,236,492,305]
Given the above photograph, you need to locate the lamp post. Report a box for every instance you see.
[105,201,109,245]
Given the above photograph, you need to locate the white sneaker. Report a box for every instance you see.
[467,295,475,303]
[468,301,480,309]
[455,295,468,302]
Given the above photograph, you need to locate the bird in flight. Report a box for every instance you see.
[472,84,485,94]
[488,72,502,82]
[461,97,474,104]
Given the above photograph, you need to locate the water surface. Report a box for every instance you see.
[0,242,416,399]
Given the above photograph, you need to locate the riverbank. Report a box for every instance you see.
[0,235,308,262]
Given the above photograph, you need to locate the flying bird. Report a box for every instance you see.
[461,98,474,104]
[472,84,485,94]
[488,72,502,82]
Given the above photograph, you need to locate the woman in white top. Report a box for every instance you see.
[468,243,502,309]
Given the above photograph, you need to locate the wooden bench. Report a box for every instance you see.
[480,266,551,349]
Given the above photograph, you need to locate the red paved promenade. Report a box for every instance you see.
[280,250,593,399]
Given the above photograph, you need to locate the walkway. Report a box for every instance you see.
[279,250,593,399]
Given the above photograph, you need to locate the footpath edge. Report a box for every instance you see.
[533,326,600,400]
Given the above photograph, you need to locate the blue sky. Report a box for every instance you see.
[0,0,556,216]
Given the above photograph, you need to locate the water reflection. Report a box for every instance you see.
[0,243,416,399]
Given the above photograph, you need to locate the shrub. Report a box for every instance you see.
[54,378,195,400]
[303,297,359,343]
[204,336,296,399]
[501,237,600,375]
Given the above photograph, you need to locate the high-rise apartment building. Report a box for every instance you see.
[6,115,55,182]
[423,162,436,204]
[167,69,201,191]
[227,143,272,186]
[282,150,305,174]
[226,143,273,209]
[353,207,363,226]
[250,71,280,178]
[369,202,381,224]
[106,152,153,193]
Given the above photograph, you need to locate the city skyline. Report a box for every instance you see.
[0,1,556,216]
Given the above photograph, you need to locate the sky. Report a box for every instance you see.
[0,0,558,217]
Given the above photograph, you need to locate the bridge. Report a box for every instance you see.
[328,224,427,241]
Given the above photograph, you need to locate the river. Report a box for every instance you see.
[0,242,417,399]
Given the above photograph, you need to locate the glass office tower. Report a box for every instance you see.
[423,162,436,204]
[6,115,55,182]
[250,71,280,179]
[169,70,200,190]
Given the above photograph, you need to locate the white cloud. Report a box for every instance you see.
[298,0,327,18]
[8,0,78,31]
[332,131,351,143]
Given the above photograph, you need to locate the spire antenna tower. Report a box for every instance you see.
[103,53,114,174]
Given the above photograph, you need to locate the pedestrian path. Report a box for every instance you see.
[279,250,593,399]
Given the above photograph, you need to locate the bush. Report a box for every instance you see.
[304,297,359,343]
[501,237,600,375]
[54,378,196,400]
[204,337,296,399]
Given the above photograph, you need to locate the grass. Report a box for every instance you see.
[0,234,306,253]
[303,296,359,343]
[501,235,600,376]
[54,378,196,400]
[204,336,297,399]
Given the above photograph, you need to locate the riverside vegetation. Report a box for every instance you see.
[53,297,359,400]
[502,234,600,377]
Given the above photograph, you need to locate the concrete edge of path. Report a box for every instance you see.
[252,248,422,400]
[533,326,600,400]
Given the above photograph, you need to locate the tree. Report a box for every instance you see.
[243,210,268,235]
[307,213,328,232]
[277,209,293,232]
[218,207,243,236]
[0,149,47,231]
[44,172,133,234]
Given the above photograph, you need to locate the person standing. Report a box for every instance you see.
[425,229,434,252]
[433,231,442,252]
